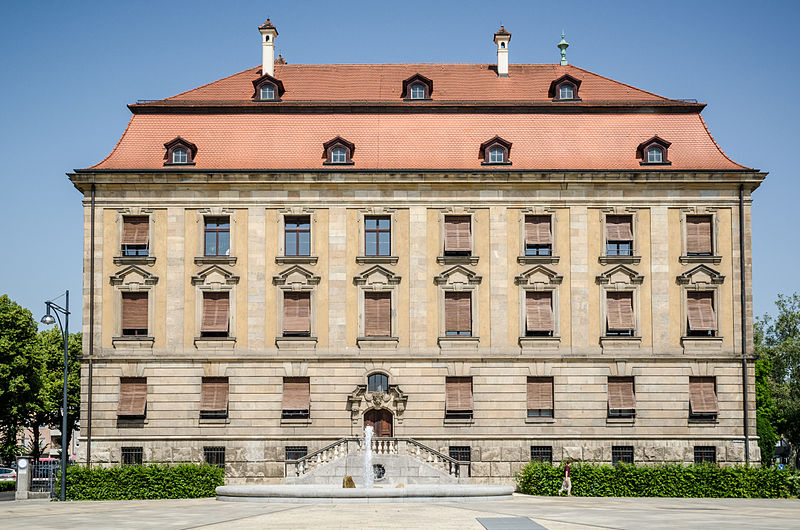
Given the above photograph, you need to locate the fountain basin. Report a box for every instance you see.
[216,484,514,503]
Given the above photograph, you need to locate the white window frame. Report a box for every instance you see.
[259,83,276,100]
[410,83,426,99]
[172,148,188,164]
[559,83,574,100]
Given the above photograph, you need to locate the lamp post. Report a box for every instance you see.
[41,291,69,502]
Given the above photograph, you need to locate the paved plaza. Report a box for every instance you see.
[1,495,799,529]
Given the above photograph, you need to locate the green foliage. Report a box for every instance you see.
[755,357,778,464]
[516,461,793,498]
[0,482,15,492]
[59,464,225,501]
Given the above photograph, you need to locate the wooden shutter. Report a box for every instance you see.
[283,292,311,333]
[282,377,310,411]
[445,291,471,334]
[686,215,712,254]
[117,378,147,416]
[526,291,554,332]
[608,377,636,410]
[201,292,229,333]
[121,216,149,245]
[527,377,553,410]
[606,215,633,241]
[364,292,391,337]
[446,377,473,411]
[689,377,719,413]
[525,215,552,245]
[444,216,471,252]
[687,291,717,331]
[200,377,229,413]
[121,292,148,331]
[606,291,635,331]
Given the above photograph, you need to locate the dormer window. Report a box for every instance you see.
[479,136,512,166]
[251,73,285,101]
[637,136,672,166]
[322,136,355,165]
[163,137,197,166]
[402,74,433,100]
[259,84,276,100]
[559,84,574,100]
[548,74,582,102]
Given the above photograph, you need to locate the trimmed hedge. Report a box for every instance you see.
[516,461,795,498]
[59,464,224,501]
[0,481,15,492]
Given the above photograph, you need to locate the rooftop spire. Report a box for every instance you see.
[558,31,569,66]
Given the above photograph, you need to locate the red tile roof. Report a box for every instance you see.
[85,63,748,171]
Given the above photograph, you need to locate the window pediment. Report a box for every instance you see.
[596,264,644,286]
[677,265,725,287]
[251,73,286,100]
[401,73,433,100]
[163,137,197,165]
[515,265,563,287]
[548,74,582,100]
[353,264,401,287]
[110,265,159,287]
[191,265,240,287]
[273,265,321,287]
[434,265,482,287]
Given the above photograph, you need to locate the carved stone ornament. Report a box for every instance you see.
[347,384,408,424]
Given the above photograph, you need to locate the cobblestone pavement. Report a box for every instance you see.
[1,495,799,529]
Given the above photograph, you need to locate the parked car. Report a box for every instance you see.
[0,467,16,482]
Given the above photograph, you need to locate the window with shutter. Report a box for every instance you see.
[283,292,311,336]
[282,377,310,419]
[118,377,147,418]
[121,216,149,256]
[686,215,713,256]
[525,291,554,336]
[201,292,229,337]
[606,215,633,256]
[121,292,148,336]
[445,377,473,419]
[607,377,635,418]
[687,291,717,336]
[200,377,229,418]
[527,377,554,417]
[525,215,552,256]
[444,291,472,336]
[444,216,471,255]
[364,292,391,337]
[689,377,718,419]
[606,291,635,336]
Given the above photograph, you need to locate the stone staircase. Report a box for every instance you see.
[285,437,469,486]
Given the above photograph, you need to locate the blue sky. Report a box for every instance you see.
[1,0,797,326]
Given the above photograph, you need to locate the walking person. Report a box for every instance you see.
[558,458,572,496]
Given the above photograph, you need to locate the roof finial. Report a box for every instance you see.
[558,31,569,66]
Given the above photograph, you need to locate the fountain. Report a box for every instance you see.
[363,425,375,488]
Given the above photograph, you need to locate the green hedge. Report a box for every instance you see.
[516,461,795,498]
[59,464,225,501]
[0,481,15,492]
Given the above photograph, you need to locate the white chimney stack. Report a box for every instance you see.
[258,19,278,76]
[493,26,511,77]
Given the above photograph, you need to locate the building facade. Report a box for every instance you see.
[70,21,765,484]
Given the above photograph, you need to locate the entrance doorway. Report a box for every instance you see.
[364,408,393,437]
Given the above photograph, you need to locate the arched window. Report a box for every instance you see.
[172,148,188,164]
[260,84,275,100]
[559,84,574,100]
[489,147,505,163]
[368,373,389,393]
[647,146,663,164]
[410,83,426,99]
[331,147,347,163]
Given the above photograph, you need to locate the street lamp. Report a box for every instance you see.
[41,291,69,502]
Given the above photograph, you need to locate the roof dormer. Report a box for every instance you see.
[548,74,582,101]
[252,73,286,101]
[163,137,197,166]
[322,136,355,165]
[636,136,672,166]
[402,74,433,100]
[479,136,512,166]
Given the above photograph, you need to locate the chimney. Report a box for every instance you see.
[258,19,278,76]
[493,26,511,77]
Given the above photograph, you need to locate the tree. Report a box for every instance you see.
[0,295,40,465]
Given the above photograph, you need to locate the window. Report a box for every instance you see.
[444,291,472,336]
[331,147,347,163]
[365,216,391,256]
[489,147,505,163]
[689,377,718,420]
[204,217,230,256]
[204,446,225,469]
[606,291,634,336]
[606,215,633,256]
[559,84,574,100]
[410,83,426,99]
[172,148,188,164]
[285,446,308,461]
[283,292,311,336]
[121,447,143,466]
[121,216,149,256]
[284,216,311,256]
[686,215,713,256]
[445,377,473,420]
[121,292,148,336]
[527,377,554,417]
[364,292,391,337]
[687,291,717,337]
[530,446,553,463]
[525,291,554,337]
[449,446,471,476]
[282,377,310,419]
[368,373,389,393]
[607,377,635,418]
[525,215,552,256]
[200,377,229,418]
[612,446,634,465]
[259,84,276,100]
[117,377,147,418]
[647,146,663,163]
[694,446,716,464]
[200,292,229,337]
[443,215,471,255]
